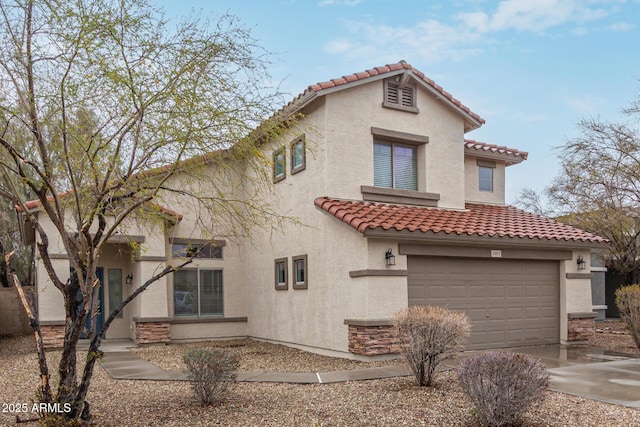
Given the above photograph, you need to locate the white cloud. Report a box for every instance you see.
[455,11,490,33]
[608,22,634,32]
[487,0,609,33]
[323,18,484,63]
[324,39,355,54]
[323,0,624,64]
[489,0,576,32]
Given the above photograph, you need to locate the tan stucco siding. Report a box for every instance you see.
[320,81,467,209]
[464,156,506,205]
[560,249,594,342]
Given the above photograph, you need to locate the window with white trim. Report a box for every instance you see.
[373,142,417,190]
[174,269,223,316]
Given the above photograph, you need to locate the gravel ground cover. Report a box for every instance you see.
[1,320,639,426]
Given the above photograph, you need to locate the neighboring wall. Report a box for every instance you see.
[0,287,31,336]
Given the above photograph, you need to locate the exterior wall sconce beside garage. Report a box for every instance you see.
[577,256,587,270]
[385,248,396,266]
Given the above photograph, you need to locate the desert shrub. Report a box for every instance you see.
[457,351,549,427]
[616,284,640,349]
[394,306,471,386]
[183,348,240,405]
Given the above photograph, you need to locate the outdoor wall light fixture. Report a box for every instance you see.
[385,248,396,266]
[576,256,586,270]
[126,274,133,285]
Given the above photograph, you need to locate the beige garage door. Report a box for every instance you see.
[408,256,559,350]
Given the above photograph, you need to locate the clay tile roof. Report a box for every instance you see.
[17,197,183,222]
[286,61,485,126]
[464,139,528,162]
[314,197,608,244]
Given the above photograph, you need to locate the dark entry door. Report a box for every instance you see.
[77,267,104,338]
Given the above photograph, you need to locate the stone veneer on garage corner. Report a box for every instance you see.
[347,313,598,356]
[345,321,401,356]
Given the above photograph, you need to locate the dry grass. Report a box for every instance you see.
[1,320,639,426]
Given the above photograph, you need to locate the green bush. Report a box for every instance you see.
[616,284,640,349]
[183,348,240,405]
[457,351,549,427]
[394,306,470,387]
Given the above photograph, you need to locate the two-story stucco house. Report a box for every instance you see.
[30,61,607,356]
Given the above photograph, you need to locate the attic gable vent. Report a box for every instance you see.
[383,77,418,113]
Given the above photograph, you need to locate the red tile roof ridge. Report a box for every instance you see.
[313,196,470,212]
[290,61,485,126]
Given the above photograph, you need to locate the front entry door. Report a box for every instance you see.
[78,267,104,338]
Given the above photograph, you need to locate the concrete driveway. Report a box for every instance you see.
[447,345,640,410]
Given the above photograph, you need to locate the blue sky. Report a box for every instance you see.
[157,0,640,203]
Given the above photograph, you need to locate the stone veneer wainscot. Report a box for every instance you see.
[345,319,400,356]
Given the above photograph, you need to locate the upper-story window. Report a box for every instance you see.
[373,141,417,191]
[477,160,496,192]
[383,77,419,113]
[290,136,306,174]
[273,147,286,183]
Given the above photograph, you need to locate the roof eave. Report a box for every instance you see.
[362,228,609,249]
[464,148,527,166]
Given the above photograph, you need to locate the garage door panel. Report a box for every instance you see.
[408,256,560,350]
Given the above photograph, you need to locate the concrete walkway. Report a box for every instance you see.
[94,340,640,410]
[96,341,411,383]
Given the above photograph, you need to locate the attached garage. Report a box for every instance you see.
[408,256,560,350]
[316,197,608,356]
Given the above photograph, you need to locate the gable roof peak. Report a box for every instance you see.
[286,61,485,132]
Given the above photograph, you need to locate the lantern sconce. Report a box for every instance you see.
[576,256,586,271]
[126,274,133,285]
[385,248,396,266]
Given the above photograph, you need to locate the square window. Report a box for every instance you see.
[290,136,306,174]
[292,254,308,290]
[373,142,417,190]
[174,269,223,317]
[479,166,494,192]
[274,258,288,290]
[273,147,286,183]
